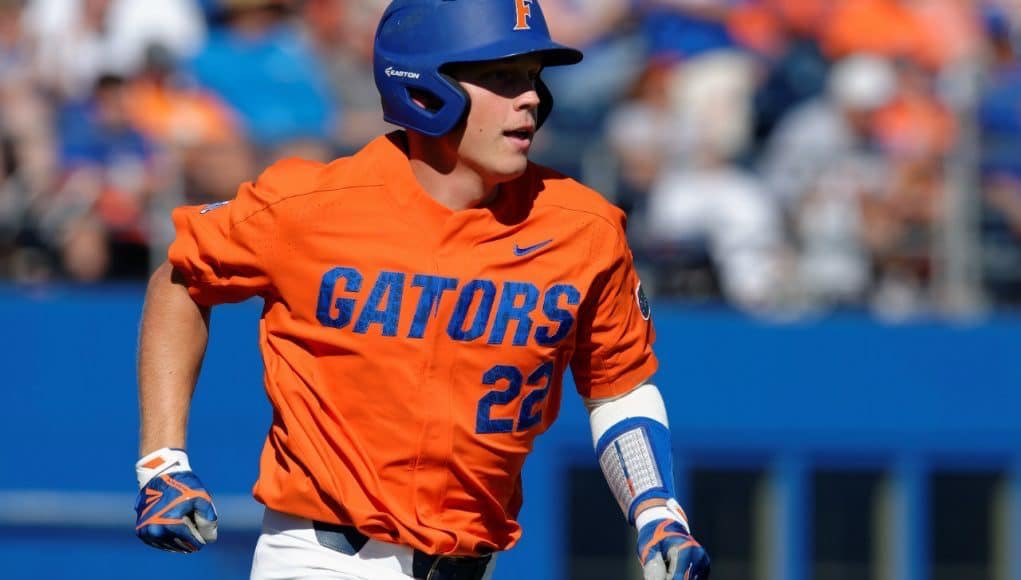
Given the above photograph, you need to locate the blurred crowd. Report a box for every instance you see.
[0,0,1020,319]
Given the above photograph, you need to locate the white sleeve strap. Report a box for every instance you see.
[587,383,669,444]
[136,447,192,488]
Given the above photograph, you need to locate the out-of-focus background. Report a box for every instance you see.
[0,1,1018,579]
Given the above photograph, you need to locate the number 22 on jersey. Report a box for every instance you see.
[476,361,553,434]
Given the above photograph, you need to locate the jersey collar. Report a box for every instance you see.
[364,131,538,235]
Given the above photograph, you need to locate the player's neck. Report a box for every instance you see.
[406,133,499,211]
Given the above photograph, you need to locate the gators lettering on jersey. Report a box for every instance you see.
[315,269,579,347]
[168,132,657,556]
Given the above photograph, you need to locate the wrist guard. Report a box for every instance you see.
[595,416,677,524]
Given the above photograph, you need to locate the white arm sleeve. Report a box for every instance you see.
[586,383,670,445]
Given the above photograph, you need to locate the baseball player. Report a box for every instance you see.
[133,1,711,579]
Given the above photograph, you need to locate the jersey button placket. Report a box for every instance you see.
[411,221,462,530]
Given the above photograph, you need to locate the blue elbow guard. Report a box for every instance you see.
[594,416,677,524]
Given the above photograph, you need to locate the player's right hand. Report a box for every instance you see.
[134,448,218,553]
[636,502,711,580]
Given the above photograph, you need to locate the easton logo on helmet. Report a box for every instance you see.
[385,66,421,79]
[514,0,533,31]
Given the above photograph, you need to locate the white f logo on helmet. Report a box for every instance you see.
[514,0,533,31]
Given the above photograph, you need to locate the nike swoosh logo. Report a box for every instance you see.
[514,239,553,256]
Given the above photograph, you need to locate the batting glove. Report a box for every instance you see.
[636,500,710,580]
[134,448,218,553]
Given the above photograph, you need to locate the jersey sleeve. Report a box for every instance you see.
[167,158,319,306]
[571,218,658,400]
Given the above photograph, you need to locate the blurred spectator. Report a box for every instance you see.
[46,74,161,280]
[23,0,114,99]
[760,54,897,208]
[531,0,642,177]
[821,0,980,72]
[911,0,984,67]
[760,54,898,306]
[729,0,831,58]
[642,162,786,311]
[105,0,206,75]
[536,0,640,127]
[0,0,59,281]
[667,50,757,163]
[762,52,957,315]
[873,61,957,160]
[729,0,832,144]
[126,45,237,149]
[867,60,955,314]
[604,0,755,208]
[125,43,252,255]
[301,0,389,153]
[795,156,884,308]
[606,58,686,214]
[188,0,337,160]
[632,51,787,311]
[860,154,945,315]
[23,0,206,99]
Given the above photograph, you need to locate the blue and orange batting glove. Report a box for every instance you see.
[636,500,710,580]
[134,448,218,553]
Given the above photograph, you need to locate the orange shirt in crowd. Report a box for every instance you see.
[729,0,832,56]
[874,94,957,158]
[127,80,238,147]
[822,0,944,69]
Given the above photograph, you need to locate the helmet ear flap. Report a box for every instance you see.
[436,71,471,130]
[379,70,470,137]
[536,78,554,130]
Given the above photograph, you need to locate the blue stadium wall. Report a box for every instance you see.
[0,286,1018,580]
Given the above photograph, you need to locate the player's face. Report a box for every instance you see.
[448,55,543,187]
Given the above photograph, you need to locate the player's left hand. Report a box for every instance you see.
[637,518,711,580]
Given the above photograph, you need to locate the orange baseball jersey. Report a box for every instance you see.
[168,132,657,556]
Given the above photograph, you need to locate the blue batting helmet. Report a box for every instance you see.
[373,0,583,137]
